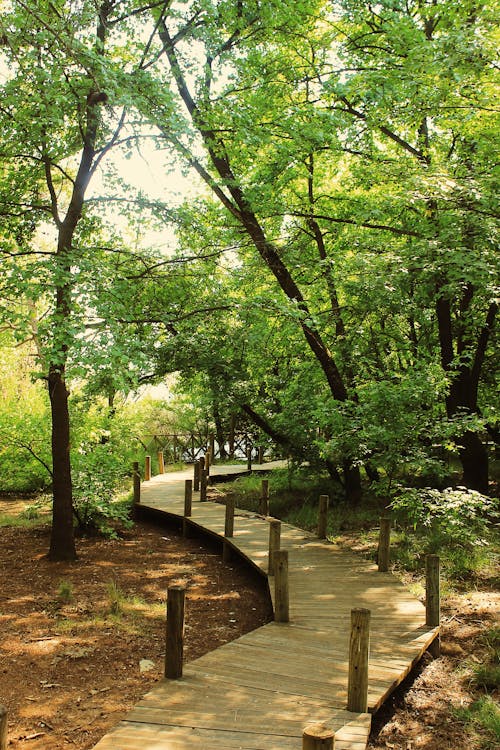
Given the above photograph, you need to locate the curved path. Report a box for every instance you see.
[93,463,438,750]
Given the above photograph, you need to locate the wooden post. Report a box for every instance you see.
[318,494,329,539]
[209,433,215,461]
[347,608,371,712]
[132,461,140,505]
[193,460,200,492]
[200,469,207,502]
[378,517,391,572]
[183,480,192,538]
[144,455,151,481]
[0,705,7,750]
[165,586,186,679]
[173,434,178,463]
[426,554,441,657]
[198,457,205,488]
[302,723,334,750]
[274,549,289,623]
[205,450,211,475]
[258,446,264,464]
[222,497,235,562]
[184,480,192,517]
[268,518,281,576]
[259,479,269,515]
[247,447,252,471]
[157,450,165,474]
[224,496,235,538]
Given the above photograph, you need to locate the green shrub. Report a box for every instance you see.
[106,580,126,616]
[72,442,133,537]
[390,486,498,577]
[57,580,74,604]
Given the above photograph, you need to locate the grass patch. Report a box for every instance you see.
[57,579,74,604]
[55,584,164,638]
[471,627,500,691]
[0,512,46,529]
[454,696,500,749]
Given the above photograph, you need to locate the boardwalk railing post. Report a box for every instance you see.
[209,433,215,462]
[258,446,264,464]
[347,607,371,712]
[318,494,329,539]
[426,554,441,657]
[259,479,269,516]
[224,497,235,538]
[165,585,186,679]
[200,468,208,502]
[268,518,281,576]
[247,447,252,471]
[144,455,151,481]
[193,460,200,492]
[302,723,334,750]
[183,480,192,537]
[132,461,141,505]
[205,450,211,476]
[274,549,289,623]
[198,457,205,491]
[0,705,7,750]
[157,450,165,475]
[223,497,235,562]
[378,516,391,572]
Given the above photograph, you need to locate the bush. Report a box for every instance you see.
[72,442,132,538]
[390,486,499,577]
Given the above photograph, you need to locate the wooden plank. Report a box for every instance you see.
[93,464,439,750]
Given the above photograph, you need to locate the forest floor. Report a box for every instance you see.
[0,497,498,750]
[0,500,272,750]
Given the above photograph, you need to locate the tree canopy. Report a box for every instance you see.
[0,0,498,557]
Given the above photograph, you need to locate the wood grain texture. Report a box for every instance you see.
[93,462,439,750]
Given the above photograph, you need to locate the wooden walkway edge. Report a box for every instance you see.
[93,463,438,750]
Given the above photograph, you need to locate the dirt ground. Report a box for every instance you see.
[1,501,498,750]
[0,508,272,749]
[367,589,499,750]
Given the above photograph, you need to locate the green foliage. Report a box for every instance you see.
[1,0,498,555]
[390,486,498,577]
[72,440,133,538]
[57,580,74,605]
[221,467,382,534]
[454,697,500,749]
[0,341,52,492]
[390,486,496,545]
[472,665,500,692]
[106,580,126,616]
[69,397,137,537]
[0,512,36,528]
[472,627,500,692]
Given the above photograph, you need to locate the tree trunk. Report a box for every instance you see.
[343,460,362,506]
[458,430,489,494]
[48,365,76,561]
[213,402,227,459]
[437,295,496,494]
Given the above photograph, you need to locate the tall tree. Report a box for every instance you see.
[323,0,499,491]
[137,0,497,495]
[0,1,166,558]
[142,0,366,500]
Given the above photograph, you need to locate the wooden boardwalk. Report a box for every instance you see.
[93,463,438,750]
